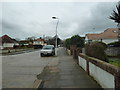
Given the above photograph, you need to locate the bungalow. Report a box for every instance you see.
[0,35,19,49]
[19,40,32,46]
[85,28,119,44]
[33,38,46,46]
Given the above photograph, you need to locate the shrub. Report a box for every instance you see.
[95,41,108,50]
[85,42,108,62]
[13,45,20,49]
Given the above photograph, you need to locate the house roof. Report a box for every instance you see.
[0,35,17,44]
[86,34,101,40]
[101,28,118,39]
[34,38,44,41]
[86,28,119,40]
[19,40,30,44]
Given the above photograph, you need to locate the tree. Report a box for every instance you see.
[48,38,55,46]
[47,36,62,46]
[70,35,84,47]
[109,2,120,41]
[64,38,71,49]
[64,35,84,49]
[25,36,36,44]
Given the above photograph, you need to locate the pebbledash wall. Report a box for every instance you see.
[78,53,120,89]
[66,49,71,55]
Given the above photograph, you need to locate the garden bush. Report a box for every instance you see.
[85,42,108,62]
[95,41,108,50]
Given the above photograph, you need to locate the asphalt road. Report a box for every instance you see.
[2,50,57,88]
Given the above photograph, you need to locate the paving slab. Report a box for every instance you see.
[37,47,102,88]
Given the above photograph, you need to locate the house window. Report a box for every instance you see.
[113,30,118,33]
[88,40,92,42]
[88,40,92,44]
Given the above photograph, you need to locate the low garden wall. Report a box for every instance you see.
[66,49,70,55]
[78,53,120,89]
[0,48,34,54]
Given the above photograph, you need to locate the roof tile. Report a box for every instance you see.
[86,28,119,40]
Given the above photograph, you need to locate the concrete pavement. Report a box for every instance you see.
[38,47,102,88]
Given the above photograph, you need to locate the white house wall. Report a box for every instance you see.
[102,38,118,44]
[78,57,86,71]
[3,43,14,48]
[85,37,118,44]
[33,41,44,45]
[14,43,19,45]
[0,45,3,49]
[85,37,88,44]
[85,36,100,44]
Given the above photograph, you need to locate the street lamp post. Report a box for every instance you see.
[52,16,59,48]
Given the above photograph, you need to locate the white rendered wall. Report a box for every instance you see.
[33,41,44,45]
[78,56,86,71]
[102,38,118,44]
[89,62,115,88]
[67,49,70,55]
[3,43,14,48]
[55,48,58,56]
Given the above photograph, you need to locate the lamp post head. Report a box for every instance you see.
[52,16,58,19]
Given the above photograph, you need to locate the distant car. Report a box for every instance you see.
[40,45,55,57]
[58,45,60,47]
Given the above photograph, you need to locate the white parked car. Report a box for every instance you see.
[40,45,55,57]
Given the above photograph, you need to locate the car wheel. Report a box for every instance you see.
[54,52,55,55]
[41,53,44,57]
[52,52,54,56]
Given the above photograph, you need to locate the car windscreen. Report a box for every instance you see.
[43,46,53,49]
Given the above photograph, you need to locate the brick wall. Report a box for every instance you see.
[70,45,76,55]
[70,45,82,59]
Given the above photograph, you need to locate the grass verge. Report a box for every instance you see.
[109,59,120,67]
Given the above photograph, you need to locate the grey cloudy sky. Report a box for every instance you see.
[1,1,118,40]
